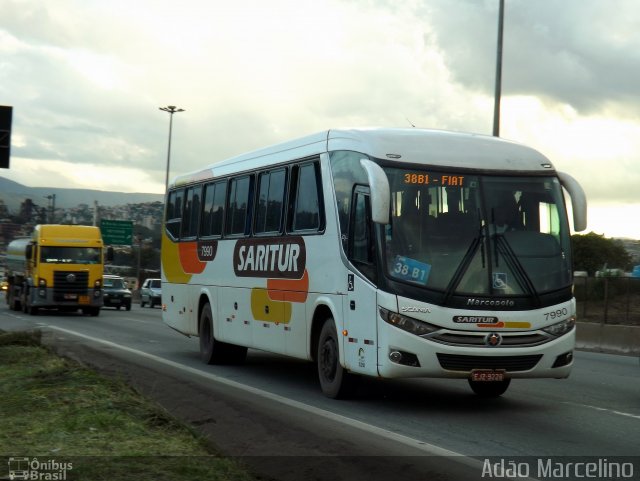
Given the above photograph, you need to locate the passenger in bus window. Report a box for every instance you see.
[490,193,522,234]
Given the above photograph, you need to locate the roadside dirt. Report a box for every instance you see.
[41,330,477,481]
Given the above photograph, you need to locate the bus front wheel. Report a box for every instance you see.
[468,378,511,397]
[317,317,357,399]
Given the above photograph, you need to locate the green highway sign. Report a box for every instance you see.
[100,219,133,246]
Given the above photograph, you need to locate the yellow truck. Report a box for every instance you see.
[5,224,105,316]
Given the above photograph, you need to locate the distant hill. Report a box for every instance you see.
[0,176,164,212]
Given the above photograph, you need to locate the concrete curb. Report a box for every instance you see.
[576,322,640,356]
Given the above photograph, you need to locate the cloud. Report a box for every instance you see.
[423,0,640,117]
[501,95,640,204]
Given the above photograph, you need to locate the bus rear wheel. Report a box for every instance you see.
[468,378,511,397]
[199,303,247,365]
[317,317,358,399]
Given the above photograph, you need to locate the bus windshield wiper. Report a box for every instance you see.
[442,222,485,305]
[494,234,540,306]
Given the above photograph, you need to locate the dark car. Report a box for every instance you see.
[103,275,132,310]
[140,278,162,308]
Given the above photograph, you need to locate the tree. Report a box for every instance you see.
[571,232,632,275]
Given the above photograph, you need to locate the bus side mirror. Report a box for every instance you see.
[106,246,114,263]
[25,244,33,260]
[360,159,390,225]
[557,171,587,232]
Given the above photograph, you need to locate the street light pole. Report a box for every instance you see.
[46,194,56,223]
[159,105,185,191]
[493,0,505,137]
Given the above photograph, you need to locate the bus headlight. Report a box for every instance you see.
[542,316,576,337]
[379,307,440,337]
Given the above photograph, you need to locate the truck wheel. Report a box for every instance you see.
[10,295,21,312]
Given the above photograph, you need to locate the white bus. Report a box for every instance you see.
[161,128,587,398]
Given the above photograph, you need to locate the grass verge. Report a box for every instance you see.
[0,330,256,481]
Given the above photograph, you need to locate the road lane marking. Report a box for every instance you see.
[563,401,640,421]
[43,325,496,466]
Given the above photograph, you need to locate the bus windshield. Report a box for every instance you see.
[40,246,102,264]
[383,168,572,297]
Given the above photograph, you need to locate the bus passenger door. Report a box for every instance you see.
[343,187,379,376]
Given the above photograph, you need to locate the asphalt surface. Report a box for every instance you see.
[2,299,639,481]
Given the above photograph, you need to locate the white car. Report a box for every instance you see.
[140,278,162,308]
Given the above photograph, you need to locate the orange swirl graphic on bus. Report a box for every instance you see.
[251,270,309,323]
[162,232,218,283]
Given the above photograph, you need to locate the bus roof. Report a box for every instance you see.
[171,128,556,188]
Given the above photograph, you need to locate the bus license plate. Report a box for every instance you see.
[64,293,78,300]
[470,370,505,382]
[78,296,90,305]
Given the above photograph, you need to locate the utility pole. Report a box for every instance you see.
[136,235,142,294]
[93,200,99,226]
[46,194,56,223]
[493,0,505,137]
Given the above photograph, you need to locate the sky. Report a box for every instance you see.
[1,0,639,239]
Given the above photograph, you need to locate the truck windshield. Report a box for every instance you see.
[40,247,102,264]
[382,168,572,297]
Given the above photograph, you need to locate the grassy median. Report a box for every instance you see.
[0,330,256,481]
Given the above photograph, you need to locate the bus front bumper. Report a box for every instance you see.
[376,322,576,380]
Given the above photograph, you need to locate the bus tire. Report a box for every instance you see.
[199,303,225,365]
[468,378,511,397]
[199,303,247,365]
[317,317,357,399]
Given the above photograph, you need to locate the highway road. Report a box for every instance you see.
[1,297,639,480]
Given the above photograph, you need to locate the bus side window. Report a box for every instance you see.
[182,185,202,239]
[166,189,184,240]
[255,168,286,235]
[201,180,226,238]
[290,161,323,232]
[226,175,253,236]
